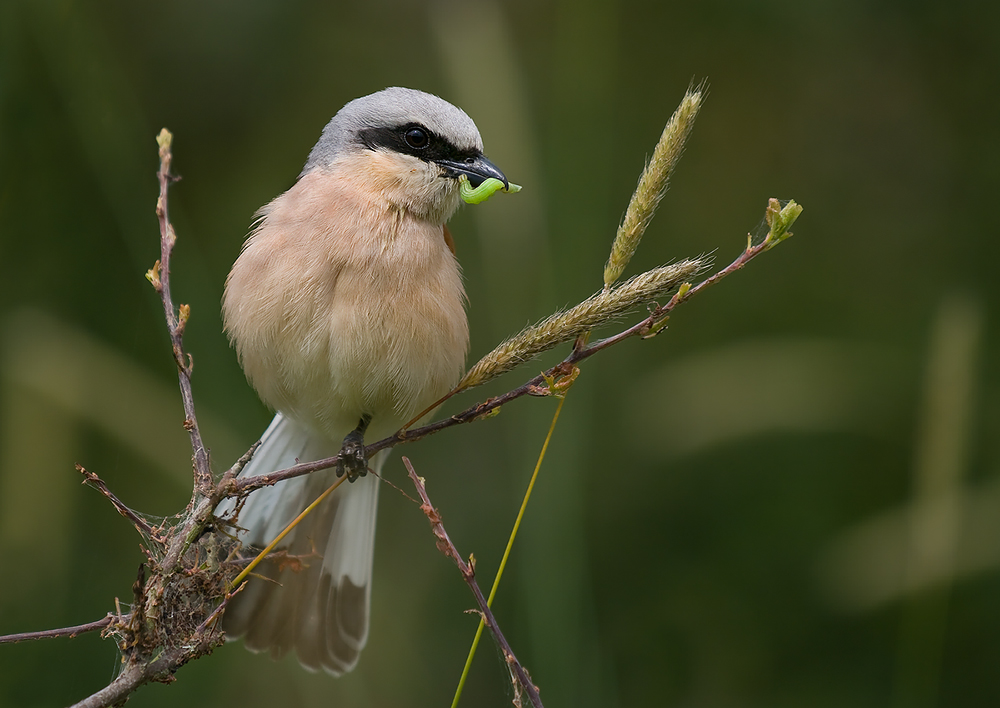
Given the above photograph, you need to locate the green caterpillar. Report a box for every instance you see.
[459,175,522,205]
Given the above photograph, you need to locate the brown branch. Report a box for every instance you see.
[0,614,120,645]
[403,457,543,708]
[232,226,782,497]
[152,130,212,498]
[67,630,218,708]
[64,131,233,708]
[69,661,151,708]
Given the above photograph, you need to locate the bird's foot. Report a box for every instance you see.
[336,417,370,482]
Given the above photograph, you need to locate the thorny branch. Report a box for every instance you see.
[403,457,543,708]
[56,131,257,708]
[0,87,801,707]
[148,129,212,499]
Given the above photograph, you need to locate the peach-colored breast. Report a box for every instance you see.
[223,168,469,442]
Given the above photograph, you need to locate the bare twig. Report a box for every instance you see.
[403,457,543,708]
[77,464,156,540]
[0,614,120,645]
[62,131,235,708]
[150,129,212,498]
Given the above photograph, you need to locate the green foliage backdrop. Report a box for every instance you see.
[1,1,998,706]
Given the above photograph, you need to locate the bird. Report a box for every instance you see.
[216,87,511,675]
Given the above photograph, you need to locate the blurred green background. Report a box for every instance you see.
[2,0,999,706]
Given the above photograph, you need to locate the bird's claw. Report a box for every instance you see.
[336,430,368,482]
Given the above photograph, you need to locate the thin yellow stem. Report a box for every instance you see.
[451,394,568,708]
[228,475,348,590]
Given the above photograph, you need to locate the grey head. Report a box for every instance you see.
[302,87,507,189]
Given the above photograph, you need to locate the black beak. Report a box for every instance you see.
[437,153,509,190]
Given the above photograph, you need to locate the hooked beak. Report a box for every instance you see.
[436,153,509,190]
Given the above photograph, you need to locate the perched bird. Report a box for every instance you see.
[217,87,511,674]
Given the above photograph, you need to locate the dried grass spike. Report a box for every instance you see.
[460,258,707,390]
[603,85,704,288]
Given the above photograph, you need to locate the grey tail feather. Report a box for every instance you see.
[218,413,382,675]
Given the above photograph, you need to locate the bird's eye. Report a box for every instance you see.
[404,127,430,149]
